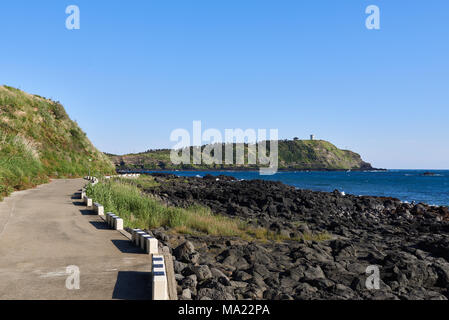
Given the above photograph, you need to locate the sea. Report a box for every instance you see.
[142,170,449,207]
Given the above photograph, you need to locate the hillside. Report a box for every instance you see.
[0,85,115,199]
[110,139,374,171]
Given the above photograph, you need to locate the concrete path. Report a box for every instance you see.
[0,179,152,300]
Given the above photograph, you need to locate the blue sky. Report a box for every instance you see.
[0,0,448,169]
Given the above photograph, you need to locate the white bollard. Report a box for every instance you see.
[93,203,104,216]
[84,197,92,209]
[105,212,111,224]
[106,213,115,226]
[153,272,168,300]
[138,232,147,249]
[111,215,118,228]
[141,234,151,250]
[109,214,118,228]
[142,235,158,254]
[135,231,146,247]
[152,255,168,300]
[152,255,165,272]
[131,229,142,245]
[114,217,124,230]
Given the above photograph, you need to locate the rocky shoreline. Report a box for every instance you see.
[117,167,387,174]
[139,173,449,300]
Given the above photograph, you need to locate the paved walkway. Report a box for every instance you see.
[0,179,152,300]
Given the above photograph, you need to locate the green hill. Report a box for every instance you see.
[110,139,374,171]
[0,85,115,200]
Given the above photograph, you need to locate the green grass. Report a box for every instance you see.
[86,178,331,242]
[0,85,115,200]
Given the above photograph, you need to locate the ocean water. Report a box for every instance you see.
[143,170,449,207]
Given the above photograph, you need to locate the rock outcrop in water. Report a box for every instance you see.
[142,173,449,300]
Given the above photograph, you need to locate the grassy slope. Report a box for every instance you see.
[109,139,372,171]
[0,85,115,199]
[277,139,371,170]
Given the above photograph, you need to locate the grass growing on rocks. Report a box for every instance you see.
[86,178,330,242]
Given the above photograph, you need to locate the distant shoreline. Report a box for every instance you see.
[115,169,449,206]
[117,167,388,173]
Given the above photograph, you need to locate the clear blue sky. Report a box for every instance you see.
[1,0,448,169]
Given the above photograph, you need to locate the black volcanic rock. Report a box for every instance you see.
[144,174,449,300]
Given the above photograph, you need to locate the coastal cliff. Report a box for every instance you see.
[109,139,376,172]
